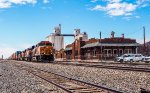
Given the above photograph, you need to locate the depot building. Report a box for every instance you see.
[55,31,140,61]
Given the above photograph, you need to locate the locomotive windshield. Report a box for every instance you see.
[38,42,52,46]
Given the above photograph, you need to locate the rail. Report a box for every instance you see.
[53,61,150,73]
[14,62,123,93]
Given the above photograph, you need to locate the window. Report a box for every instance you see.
[104,49,112,56]
[129,49,132,53]
[104,50,107,54]
[135,55,141,57]
[113,49,117,54]
[119,49,123,55]
[124,49,132,54]
[124,49,128,54]
[124,55,130,57]
[93,50,96,56]
[108,50,112,54]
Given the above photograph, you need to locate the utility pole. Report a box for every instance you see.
[143,26,146,55]
[2,55,3,60]
[100,32,102,62]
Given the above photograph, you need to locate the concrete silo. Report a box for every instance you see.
[46,24,64,51]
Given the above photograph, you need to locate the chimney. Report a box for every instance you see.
[111,31,115,38]
[122,33,124,38]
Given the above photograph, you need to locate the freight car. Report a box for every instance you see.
[21,50,26,61]
[9,41,54,62]
[25,46,35,61]
[15,51,21,60]
[32,41,54,62]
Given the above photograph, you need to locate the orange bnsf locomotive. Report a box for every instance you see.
[32,41,54,61]
[10,41,54,62]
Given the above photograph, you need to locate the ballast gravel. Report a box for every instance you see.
[18,61,150,93]
[0,61,66,93]
[1,60,150,93]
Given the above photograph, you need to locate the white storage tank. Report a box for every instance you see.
[46,35,64,51]
[46,24,64,51]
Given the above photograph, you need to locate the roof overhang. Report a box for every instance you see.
[81,42,140,48]
[64,47,72,51]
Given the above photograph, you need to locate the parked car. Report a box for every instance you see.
[143,56,150,63]
[115,54,144,62]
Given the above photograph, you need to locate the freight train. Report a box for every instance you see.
[10,41,54,62]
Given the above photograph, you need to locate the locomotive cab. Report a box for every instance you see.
[32,41,54,62]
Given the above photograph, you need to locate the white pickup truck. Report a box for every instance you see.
[115,54,144,62]
[143,56,150,63]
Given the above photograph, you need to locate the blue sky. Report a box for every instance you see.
[0,0,150,58]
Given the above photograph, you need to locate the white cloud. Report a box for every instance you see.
[0,0,49,8]
[107,0,121,3]
[41,6,51,10]
[91,0,121,3]
[92,5,105,10]
[135,16,140,18]
[136,0,150,8]
[43,0,49,3]
[91,0,98,3]
[9,0,37,4]
[0,0,37,8]
[123,16,131,20]
[90,0,150,16]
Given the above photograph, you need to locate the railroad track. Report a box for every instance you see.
[14,63,122,93]
[3,60,150,72]
[56,60,150,66]
[52,62,150,73]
